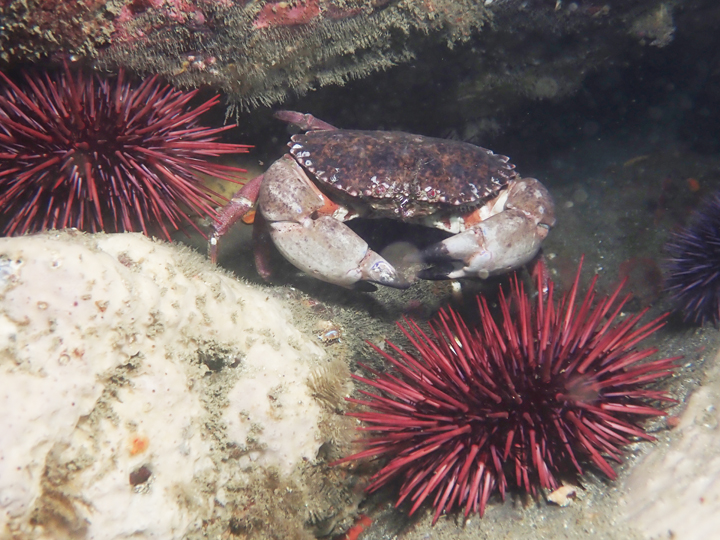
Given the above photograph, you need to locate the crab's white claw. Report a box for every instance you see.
[259,155,407,289]
[421,177,555,280]
[268,217,404,289]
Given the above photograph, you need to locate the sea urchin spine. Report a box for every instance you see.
[664,191,720,325]
[335,261,679,523]
[0,63,251,240]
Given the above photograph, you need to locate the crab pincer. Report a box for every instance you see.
[258,156,409,289]
[420,177,555,280]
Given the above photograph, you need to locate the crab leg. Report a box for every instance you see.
[274,110,338,131]
[259,156,408,289]
[209,174,263,263]
[420,177,556,280]
[207,107,333,264]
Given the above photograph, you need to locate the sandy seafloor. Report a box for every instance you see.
[185,101,720,540]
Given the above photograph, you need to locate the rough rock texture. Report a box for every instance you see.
[0,231,357,540]
[621,345,720,540]
[98,0,490,111]
[0,0,687,113]
[0,0,123,61]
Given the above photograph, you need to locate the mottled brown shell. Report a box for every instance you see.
[288,130,517,218]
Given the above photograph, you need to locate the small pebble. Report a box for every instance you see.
[548,485,578,506]
[129,465,152,486]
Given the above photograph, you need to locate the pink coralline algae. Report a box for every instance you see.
[115,0,209,43]
[252,0,376,29]
[253,0,322,28]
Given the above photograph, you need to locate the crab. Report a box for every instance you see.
[210,111,556,289]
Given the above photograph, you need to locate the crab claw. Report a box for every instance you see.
[259,155,409,289]
[420,177,555,280]
[269,217,408,289]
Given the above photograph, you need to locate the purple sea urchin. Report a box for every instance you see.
[0,63,250,240]
[665,191,720,325]
[335,262,679,524]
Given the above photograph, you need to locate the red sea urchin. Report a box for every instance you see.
[664,191,720,325]
[335,262,679,524]
[0,63,250,240]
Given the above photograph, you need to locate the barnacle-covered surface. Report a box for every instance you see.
[0,0,123,61]
[98,0,490,111]
[0,0,684,115]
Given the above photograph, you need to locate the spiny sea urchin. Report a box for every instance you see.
[0,63,250,240]
[335,261,679,524]
[665,191,720,325]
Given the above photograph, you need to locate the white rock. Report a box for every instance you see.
[0,232,351,540]
[622,347,720,540]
